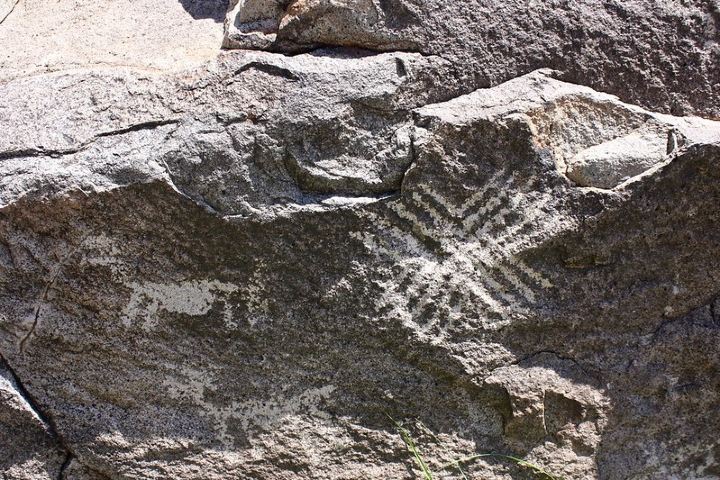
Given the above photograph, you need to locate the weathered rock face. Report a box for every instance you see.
[224,0,720,118]
[0,358,67,479]
[1,1,719,479]
[0,0,227,81]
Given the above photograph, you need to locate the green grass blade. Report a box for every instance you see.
[388,415,434,480]
[440,453,563,480]
[386,414,562,480]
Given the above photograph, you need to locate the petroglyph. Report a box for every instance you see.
[164,365,336,445]
[122,280,238,330]
[358,170,561,337]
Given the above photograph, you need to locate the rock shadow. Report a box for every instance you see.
[177,0,227,22]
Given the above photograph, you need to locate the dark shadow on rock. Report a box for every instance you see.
[178,0,227,22]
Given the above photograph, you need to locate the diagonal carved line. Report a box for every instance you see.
[411,190,453,226]
[474,188,553,242]
[490,194,553,244]
[390,202,444,246]
[462,191,509,233]
[412,277,495,334]
[463,275,508,314]
[480,233,553,291]
[496,199,571,264]
[464,246,538,304]
[430,283,468,333]
[355,238,411,288]
[462,173,540,233]
[409,192,466,238]
[506,256,553,289]
[416,184,465,218]
[360,232,425,302]
[460,170,508,214]
[408,171,511,233]
[364,223,431,268]
[471,192,555,289]
[473,194,526,239]
[384,227,430,258]
[459,252,519,308]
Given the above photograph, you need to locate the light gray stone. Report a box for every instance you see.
[223,0,720,118]
[0,357,66,480]
[0,0,226,81]
[0,0,18,23]
[1,1,720,479]
[564,127,669,189]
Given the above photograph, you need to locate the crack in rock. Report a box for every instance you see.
[19,235,91,353]
[0,353,71,453]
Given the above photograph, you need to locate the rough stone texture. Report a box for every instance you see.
[224,0,720,119]
[0,357,67,479]
[0,0,18,23]
[1,1,720,479]
[0,0,227,81]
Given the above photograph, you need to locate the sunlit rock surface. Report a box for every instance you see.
[1,1,720,479]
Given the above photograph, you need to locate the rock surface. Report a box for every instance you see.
[0,0,227,81]
[223,0,720,118]
[1,1,720,479]
[0,357,67,479]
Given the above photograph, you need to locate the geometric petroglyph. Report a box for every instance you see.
[355,170,561,336]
